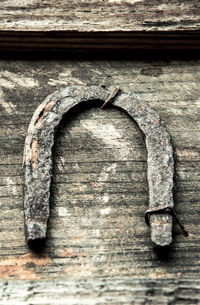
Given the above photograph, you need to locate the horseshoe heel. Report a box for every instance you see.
[23,86,174,247]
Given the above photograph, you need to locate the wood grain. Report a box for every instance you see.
[0,0,200,51]
[0,58,199,302]
[1,279,200,304]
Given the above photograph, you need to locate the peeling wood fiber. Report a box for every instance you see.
[1,279,200,305]
[1,0,199,32]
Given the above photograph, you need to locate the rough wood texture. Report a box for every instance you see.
[1,0,200,31]
[0,0,200,51]
[1,279,200,305]
[0,58,199,302]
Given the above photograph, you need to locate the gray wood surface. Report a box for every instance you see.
[0,0,200,51]
[1,0,199,31]
[0,58,200,302]
[1,279,200,305]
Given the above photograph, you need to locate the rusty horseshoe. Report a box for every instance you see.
[23,86,182,248]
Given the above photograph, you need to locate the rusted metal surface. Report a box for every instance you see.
[100,87,120,109]
[23,86,175,247]
[145,206,188,237]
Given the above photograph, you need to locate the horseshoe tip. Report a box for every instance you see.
[150,220,173,247]
[26,222,47,243]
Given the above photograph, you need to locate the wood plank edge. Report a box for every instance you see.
[0,30,200,52]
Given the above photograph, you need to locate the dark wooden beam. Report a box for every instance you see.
[0,31,200,52]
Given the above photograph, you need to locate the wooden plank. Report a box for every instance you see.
[1,0,199,31]
[0,58,199,301]
[0,31,200,52]
[1,279,200,304]
[0,0,200,51]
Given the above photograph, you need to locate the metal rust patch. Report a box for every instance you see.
[23,86,176,247]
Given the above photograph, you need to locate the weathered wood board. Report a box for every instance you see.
[1,279,200,305]
[1,0,200,31]
[0,0,200,51]
[0,58,200,302]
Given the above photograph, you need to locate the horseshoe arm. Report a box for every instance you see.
[23,86,174,247]
[113,94,174,247]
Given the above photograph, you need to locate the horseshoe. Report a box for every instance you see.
[23,86,175,247]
